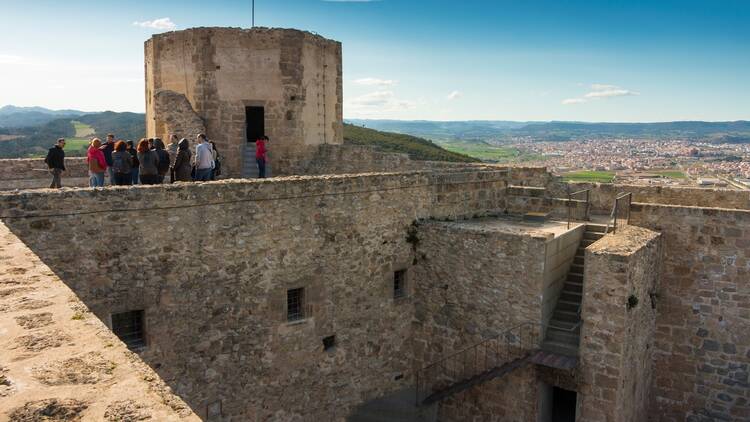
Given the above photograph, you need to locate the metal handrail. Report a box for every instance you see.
[415,321,541,406]
[606,192,632,234]
[567,188,591,229]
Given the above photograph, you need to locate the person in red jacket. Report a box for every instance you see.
[255,135,268,178]
[86,138,108,187]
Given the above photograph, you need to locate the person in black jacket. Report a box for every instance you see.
[99,133,116,185]
[44,138,66,188]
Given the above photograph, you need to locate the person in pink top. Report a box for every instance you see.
[255,135,268,178]
[87,138,108,187]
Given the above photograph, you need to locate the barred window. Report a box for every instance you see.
[111,310,145,350]
[394,270,407,299]
[287,288,305,322]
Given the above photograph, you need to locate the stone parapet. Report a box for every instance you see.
[579,225,661,422]
[0,157,89,190]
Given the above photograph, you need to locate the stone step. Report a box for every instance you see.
[564,281,582,294]
[541,340,578,357]
[583,231,604,241]
[552,310,579,323]
[581,239,596,247]
[567,273,583,283]
[586,223,608,233]
[559,291,581,302]
[547,319,579,331]
[556,300,579,313]
[570,263,584,273]
[545,328,580,344]
[573,256,585,266]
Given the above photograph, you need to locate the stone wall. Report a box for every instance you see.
[145,27,343,178]
[0,221,199,421]
[0,170,510,421]
[578,225,661,422]
[630,203,750,422]
[153,90,207,140]
[0,157,89,190]
[410,218,582,421]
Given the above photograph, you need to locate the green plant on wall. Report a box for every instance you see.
[627,295,639,310]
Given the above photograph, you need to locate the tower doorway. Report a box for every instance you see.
[245,106,264,142]
[551,387,577,422]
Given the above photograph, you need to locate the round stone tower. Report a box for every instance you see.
[144,27,343,178]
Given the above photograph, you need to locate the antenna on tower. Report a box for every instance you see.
[252,0,255,27]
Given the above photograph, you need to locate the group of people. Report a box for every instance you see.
[44,132,237,188]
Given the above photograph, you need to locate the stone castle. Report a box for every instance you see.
[0,28,747,422]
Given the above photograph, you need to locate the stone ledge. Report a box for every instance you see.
[0,221,200,421]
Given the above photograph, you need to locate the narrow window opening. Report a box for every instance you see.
[323,335,336,351]
[287,288,305,322]
[111,310,145,350]
[393,270,407,299]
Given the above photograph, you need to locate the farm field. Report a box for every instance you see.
[561,170,615,183]
[652,170,687,179]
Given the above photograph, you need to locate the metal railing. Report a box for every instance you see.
[606,192,632,234]
[567,188,591,229]
[415,321,541,406]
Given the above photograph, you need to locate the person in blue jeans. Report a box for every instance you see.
[255,135,268,178]
[194,134,214,181]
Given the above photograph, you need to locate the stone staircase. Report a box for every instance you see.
[241,144,258,178]
[347,387,437,422]
[542,223,607,356]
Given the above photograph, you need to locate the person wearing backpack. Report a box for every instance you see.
[137,138,160,185]
[153,138,171,184]
[86,138,107,187]
[111,141,133,186]
[44,138,66,188]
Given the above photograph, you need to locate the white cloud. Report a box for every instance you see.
[584,88,639,98]
[346,90,416,117]
[353,77,397,86]
[562,83,639,105]
[562,98,587,105]
[133,18,177,31]
[447,90,463,101]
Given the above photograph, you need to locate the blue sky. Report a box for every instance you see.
[1,0,748,121]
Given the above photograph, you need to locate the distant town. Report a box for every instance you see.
[512,137,750,189]
[351,119,750,190]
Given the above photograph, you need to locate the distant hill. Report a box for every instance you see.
[350,119,750,143]
[0,111,146,158]
[346,119,530,141]
[78,111,146,141]
[343,123,479,163]
[0,105,92,128]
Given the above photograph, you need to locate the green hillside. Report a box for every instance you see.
[0,112,147,158]
[343,123,479,163]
